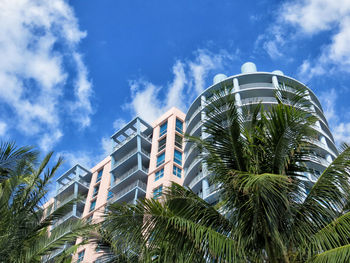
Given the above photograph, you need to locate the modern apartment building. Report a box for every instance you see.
[183,62,338,203]
[45,62,338,262]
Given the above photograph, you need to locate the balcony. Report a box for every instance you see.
[188,172,206,189]
[186,106,203,134]
[305,155,331,168]
[56,165,91,196]
[140,131,152,143]
[51,210,83,229]
[113,132,137,152]
[111,165,148,192]
[187,121,202,137]
[55,194,85,211]
[109,180,147,203]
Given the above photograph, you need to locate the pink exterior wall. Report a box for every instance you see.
[146,107,186,199]
[73,156,111,263]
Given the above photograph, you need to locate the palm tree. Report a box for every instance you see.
[0,144,93,263]
[103,86,350,263]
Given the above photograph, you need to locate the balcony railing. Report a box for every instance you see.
[113,180,146,202]
[184,144,197,166]
[113,132,137,152]
[186,106,202,129]
[114,149,138,167]
[240,96,277,105]
[43,245,66,262]
[141,148,150,157]
[52,210,83,229]
[55,194,75,210]
[188,121,202,136]
[57,178,90,194]
[305,155,330,167]
[114,166,149,186]
[188,172,206,189]
[140,132,152,143]
[185,158,201,175]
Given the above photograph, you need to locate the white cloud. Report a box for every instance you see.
[332,122,350,144]
[318,89,350,145]
[39,130,63,152]
[101,136,113,157]
[113,118,127,131]
[260,0,350,75]
[0,0,93,150]
[57,150,95,169]
[57,135,113,170]
[282,0,350,34]
[125,49,235,123]
[0,121,7,136]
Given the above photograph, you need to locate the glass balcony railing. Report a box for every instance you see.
[51,210,83,229]
[112,180,147,202]
[188,172,206,189]
[186,106,202,129]
[57,178,90,194]
[140,132,152,143]
[114,149,138,167]
[113,132,137,152]
[114,166,149,186]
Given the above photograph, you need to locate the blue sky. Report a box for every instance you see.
[0,0,350,184]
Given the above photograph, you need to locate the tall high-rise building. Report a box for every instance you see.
[183,62,338,203]
[44,63,338,262]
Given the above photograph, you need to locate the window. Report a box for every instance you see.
[89,200,96,212]
[92,185,99,198]
[157,152,165,167]
[175,134,182,149]
[155,169,164,181]
[159,121,167,137]
[176,118,183,133]
[107,191,113,200]
[158,137,166,152]
[96,169,103,183]
[77,250,85,263]
[173,165,182,178]
[153,185,163,199]
[174,150,182,165]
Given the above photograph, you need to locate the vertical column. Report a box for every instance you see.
[233,78,242,115]
[73,182,78,216]
[202,178,209,198]
[200,95,209,197]
[272,75,279,89]
[136,118,142,170]
[133,188,139,205]
[320,135,327,146]
[326,154,332,163]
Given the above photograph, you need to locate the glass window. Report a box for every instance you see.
[89,200,96,212]
[176,118,183,133]
[174,150,182,165]
[77,250,85,263]
[159,121,167,137]
[158,137,166,152]
[175,134,182,149]
[155,169,164,181]
[107,191,113,200]
[153,185,163,199]
[96,169,103,183]
[173,165,182,178]
[157,152,165,167]
[92,185,99,198]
